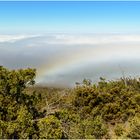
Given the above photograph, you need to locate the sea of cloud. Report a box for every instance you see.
[1,33,140,87]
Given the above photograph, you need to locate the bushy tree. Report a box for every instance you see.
[0,66,38,139]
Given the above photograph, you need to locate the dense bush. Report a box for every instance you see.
[1,66,140,139]
[37,115,64,139]
[114,123,124,136]
[127,114,140,139]
[0,66,42,138]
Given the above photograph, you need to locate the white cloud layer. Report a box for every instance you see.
[1,33,140,87]
[0,34,40,43]
[46,34,140,45]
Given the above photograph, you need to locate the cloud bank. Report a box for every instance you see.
[1,33,140,87]
[0,35,41,43]
[46,34,140,45]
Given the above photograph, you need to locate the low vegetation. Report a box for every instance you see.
[0,66,140,139]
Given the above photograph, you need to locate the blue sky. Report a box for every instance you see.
[1,1,140,87]
[0,1,140,33]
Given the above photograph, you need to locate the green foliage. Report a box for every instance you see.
[37,115,63,139]
[127,115,140,139]
[114,124,124,136]
[5,105,34,139]
[73,77,140,122]
[1,66,140,139]
[0,66,38,139]
[84,116,108,139]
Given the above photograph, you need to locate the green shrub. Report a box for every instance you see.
[114,124,124,136]
[37,115,63,139]
[84,116,108,139]
[127,115,140,139]
[1,66,140,139]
